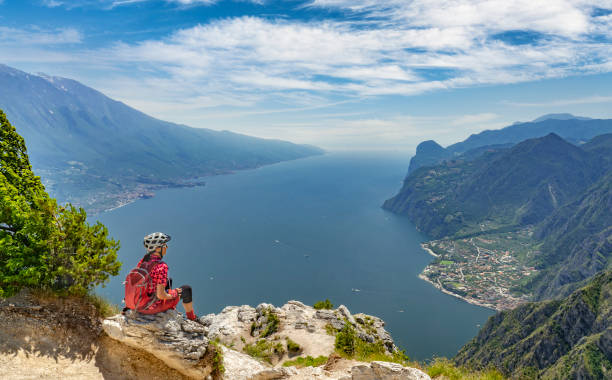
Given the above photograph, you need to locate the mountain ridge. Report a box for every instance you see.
[407,116,612,174]
[384,131,612,305]
[0,64,323,212]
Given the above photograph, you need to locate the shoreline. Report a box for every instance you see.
[420,243,439,258]
[417,273,498,311]
[90,182,207,215]
[93,153,326,215]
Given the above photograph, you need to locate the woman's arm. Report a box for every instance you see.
[156,283,178,300]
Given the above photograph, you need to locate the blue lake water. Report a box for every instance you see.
[95,152,493,360]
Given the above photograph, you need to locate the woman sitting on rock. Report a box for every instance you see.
[136,232,198,321]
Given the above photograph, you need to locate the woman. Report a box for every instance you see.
[137,232,198,321]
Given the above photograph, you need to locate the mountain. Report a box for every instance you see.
[384,133,602,239]
[514,134,612,299]
[0,64,323,212]
[407,140,453,173]
[407,116,612,174]
[454,270,612,379]
[384,132,612,302]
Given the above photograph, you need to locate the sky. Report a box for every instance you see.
[1,0,612,151]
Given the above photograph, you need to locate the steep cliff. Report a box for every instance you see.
[454,270,612,379]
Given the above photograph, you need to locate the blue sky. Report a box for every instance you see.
[1,0,612,150]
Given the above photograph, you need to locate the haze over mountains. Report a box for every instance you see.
[408,114,612,173]
[0,64,323,212]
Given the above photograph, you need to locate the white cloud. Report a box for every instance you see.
[0,27,82,45]
[310,0,610,38]
[11,0,612,145]
[82,2,610,107]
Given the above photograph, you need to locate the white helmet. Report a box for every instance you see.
[143,232,171,253]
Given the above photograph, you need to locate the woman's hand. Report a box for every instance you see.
[157,283,179,300]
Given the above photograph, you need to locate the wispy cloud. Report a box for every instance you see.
[0,26,82,45]
[42,0,265,8]
[11,0,612,144]
[503,95,612,107]
[309,0,602,37]
[88,10,611,103]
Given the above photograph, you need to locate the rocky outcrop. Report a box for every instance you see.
[102,301,429,380]
[103,309,213,378]
[351,361,431,380]
[0,290,192,380]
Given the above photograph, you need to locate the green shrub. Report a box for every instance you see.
[243,339,284,364]
[426,358,505,380]
[335,323,356,355]
[283,355,328,368]
[0,110,121,297]
[250,308,280,338]
[286,338,301,354]
[334,322,410,365]
[313,299,334,310]
[273,342,285,356]
[325,323,336,336]
[261,308,279,337]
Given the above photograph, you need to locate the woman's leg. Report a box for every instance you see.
[179,285,196,318]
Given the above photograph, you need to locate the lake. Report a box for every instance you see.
[95,152,493,360]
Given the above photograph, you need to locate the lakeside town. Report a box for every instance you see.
[420,228,539,311]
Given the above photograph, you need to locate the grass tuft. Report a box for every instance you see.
[334,322,410,365]
[209,339,225,377]
[426,358,505,380]
[283,355,328,368]
[243,339,284,364]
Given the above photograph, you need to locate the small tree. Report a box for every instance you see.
[0,110,120,297]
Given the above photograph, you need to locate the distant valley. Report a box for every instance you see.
[0,64,323,213]
[384,116,612,310]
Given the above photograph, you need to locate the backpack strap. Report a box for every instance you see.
[142,259,166,295]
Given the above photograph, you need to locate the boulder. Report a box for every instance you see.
[351,361,431,380]
[238,306,258,322]
[315,309,345,330]
[337,305,356,326]
[102,309,211,378]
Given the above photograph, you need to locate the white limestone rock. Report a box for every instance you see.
[102,301,409,380]
[337,305,356,326]
[350,361,431,380]
[102,309,211,379]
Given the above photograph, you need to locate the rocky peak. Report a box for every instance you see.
[103,301,430,380]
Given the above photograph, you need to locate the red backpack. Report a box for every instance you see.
[124,258,164,312]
